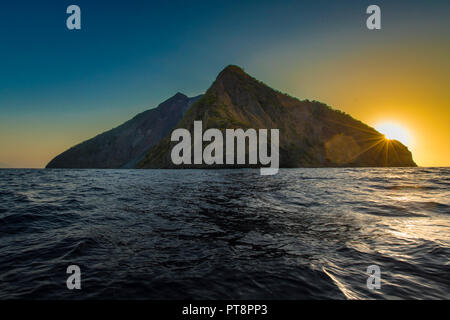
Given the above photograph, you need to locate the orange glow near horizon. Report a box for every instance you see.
[2,36,450,168]
[251,32,450,167]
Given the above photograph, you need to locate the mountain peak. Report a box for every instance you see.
[139,66,416,168]
[172,92,188,99]
[217,65,248,79]
[155,92,189,110]
[211,65,257,96]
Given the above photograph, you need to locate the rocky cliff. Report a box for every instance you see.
[46,93,202,168]
[139,65,416,168]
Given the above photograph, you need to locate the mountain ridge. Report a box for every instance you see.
[46,65,416,169]
[46,93,202,168]
[139,65,416,168]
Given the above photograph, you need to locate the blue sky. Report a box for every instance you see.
[0,0,449,167]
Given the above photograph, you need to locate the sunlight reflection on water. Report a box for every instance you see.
[0,167,448,299]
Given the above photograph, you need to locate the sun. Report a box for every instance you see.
[374,122,412,146]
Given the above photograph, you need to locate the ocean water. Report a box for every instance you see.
[0,168,449,300]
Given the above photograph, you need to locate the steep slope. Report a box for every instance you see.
[46,93,202,168]
[139,65,416,168]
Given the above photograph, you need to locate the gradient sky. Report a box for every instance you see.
[0,0,449,167]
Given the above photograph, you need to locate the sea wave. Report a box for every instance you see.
[0,168,449,299]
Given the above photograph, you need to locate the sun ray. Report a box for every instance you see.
[374,122,412,147]
[347,136,386,163]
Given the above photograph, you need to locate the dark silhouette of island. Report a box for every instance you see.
[47,65,416,169]
[46,93,202,168]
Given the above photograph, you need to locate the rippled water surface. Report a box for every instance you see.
[0,168,449,299]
